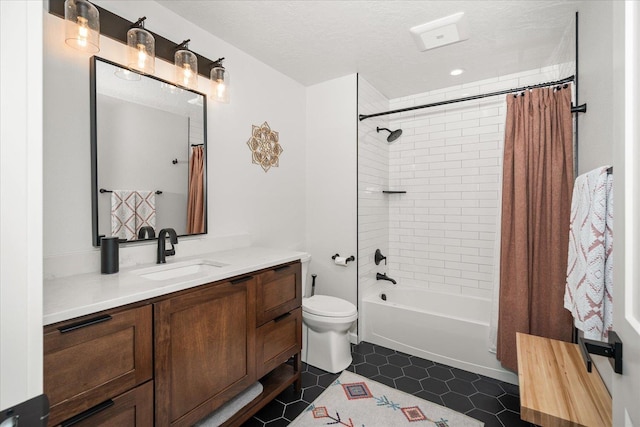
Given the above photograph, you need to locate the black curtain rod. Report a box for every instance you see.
[359,75,587,121]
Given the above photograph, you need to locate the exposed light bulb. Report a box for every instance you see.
[77,16,88,47]
[182,63,192,86]
[137,44,147,69]
[216,82,226,99]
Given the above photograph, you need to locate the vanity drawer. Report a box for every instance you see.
[44,305,153,426]
[53,381,153,427]
[256,308,302,378]
[256,262,302,326]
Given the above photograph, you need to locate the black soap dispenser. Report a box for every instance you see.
[101,237,120,274]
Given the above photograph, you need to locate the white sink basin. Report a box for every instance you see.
[134,259,226,281]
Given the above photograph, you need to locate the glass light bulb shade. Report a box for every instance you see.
[64,0,100,53]
[210,66,230,103]
[175,49,198,90]
[127,27,155,74]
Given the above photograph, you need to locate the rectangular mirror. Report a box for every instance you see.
[90,56,207,246]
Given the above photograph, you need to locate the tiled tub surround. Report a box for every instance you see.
[244,342,534,427]
[385,64,572,299]
[43,246,307,325]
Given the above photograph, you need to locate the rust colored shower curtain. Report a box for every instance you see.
[187,146,205,234]
[496,87,575,371]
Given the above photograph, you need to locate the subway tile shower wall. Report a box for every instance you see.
[358,63,574,299]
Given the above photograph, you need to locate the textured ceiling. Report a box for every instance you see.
[156,0,581,99]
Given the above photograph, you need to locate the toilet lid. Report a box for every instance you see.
[303,295,357,317]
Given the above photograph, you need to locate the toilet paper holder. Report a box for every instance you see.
[332,254,355,263]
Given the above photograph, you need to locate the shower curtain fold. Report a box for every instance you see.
[187,146,205,234]
[496,87,574,372]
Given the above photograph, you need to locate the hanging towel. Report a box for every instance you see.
[111,190,137,240]
[134,191,156,238]
[564,166,614,340]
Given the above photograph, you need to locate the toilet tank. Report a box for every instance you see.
[300,253,311,297]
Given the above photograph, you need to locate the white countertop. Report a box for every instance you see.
[44,246,307,326]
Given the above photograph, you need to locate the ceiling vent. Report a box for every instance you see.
[410,12,469,51]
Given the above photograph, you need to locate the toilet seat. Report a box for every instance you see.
[303,295,357,318]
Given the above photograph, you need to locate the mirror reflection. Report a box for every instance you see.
[91,56,207,246]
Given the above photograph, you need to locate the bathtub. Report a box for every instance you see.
[361,285,518,384]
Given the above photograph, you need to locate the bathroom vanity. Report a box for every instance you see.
[43,247,304,427]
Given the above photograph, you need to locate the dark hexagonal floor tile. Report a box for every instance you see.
[317,373,339,387]
[470,392,505,414]
[301,373,318,388]
[354,363,379,377]
[501,381,521,396]
[414,389,444,406]
[304,364,327,375]
[419,377,449,395]
[351,352,365,364]
[387,353,411,367]
[427,365,454,381]
[395,377,422,394]
[498,409,534,426]
[499,393,521,412]
[465,408,504,427]
[264,419,291,427]
[352,342,375,355]
[409,356,435,369]
[254,400,285,422]
[451,367,480,382]
[374,345,396,356]
[275,386,303,404]
[447,378,477,395]
[402,365,429,380]
[379,363,404,379]
[283,400,309,421]
[441,391,474,413]
[370,374,396,388]
[302,385,325,403]
[364,352,388,366]
[241,416,264,427]
[473,379,506,397]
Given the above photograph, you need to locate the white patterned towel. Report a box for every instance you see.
[111,190,156,240]
[565,166,614,340]
[111,190,137,240]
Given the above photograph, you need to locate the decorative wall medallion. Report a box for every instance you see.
[246,121,283,172]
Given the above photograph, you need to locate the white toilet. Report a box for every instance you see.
[300,254,358,373]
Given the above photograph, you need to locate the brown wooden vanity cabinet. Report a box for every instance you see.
[154,276,257,427]
[44,260,303,427]
[43,305,153,426]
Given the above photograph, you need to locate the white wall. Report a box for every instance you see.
[576,1,614,174]
[357,77,390,303]
[386,64,571,298]
[305,75,358,306]
[43,1,307,277]
[0,1,43,409]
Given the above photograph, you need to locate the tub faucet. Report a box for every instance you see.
[157,228,178,264]
[376,272,396,285]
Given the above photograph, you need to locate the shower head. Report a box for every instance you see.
[376,126,403,143]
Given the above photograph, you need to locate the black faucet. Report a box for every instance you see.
[138,226,156,240]
[157,228,178,264]
[376,272,396,284]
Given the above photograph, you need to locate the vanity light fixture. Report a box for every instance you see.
[175,40,198,90]
[64,0,100,53]
[127,17,155,74]
[210,58,230,103]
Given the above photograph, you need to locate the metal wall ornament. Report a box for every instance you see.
[246,122,283,172]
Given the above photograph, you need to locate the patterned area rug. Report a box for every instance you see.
[289,371,483,427]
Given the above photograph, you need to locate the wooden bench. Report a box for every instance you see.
[516,332,612,427]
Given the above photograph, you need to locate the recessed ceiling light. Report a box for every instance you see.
[450,69,464,76]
